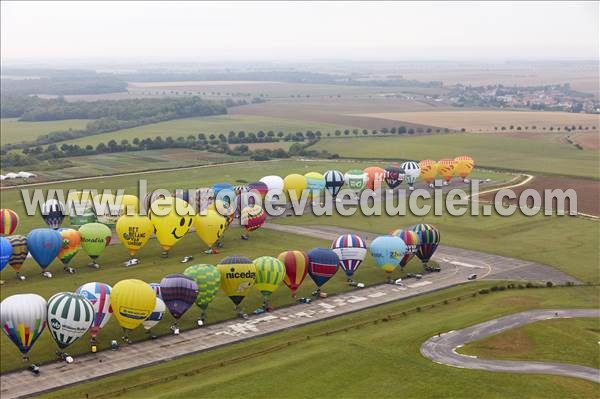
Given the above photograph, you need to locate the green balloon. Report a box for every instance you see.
[183,264,221,310]
[79,223,112,260]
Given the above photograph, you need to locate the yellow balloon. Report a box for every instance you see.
[116,214,154,257]
[436,159,457,183]
[148,197,194,255]
[454,156,475,181]
[419,159,438,184]
[111,279,156,330]
[217,256,256,306]
[193,209,227,248]
[283,174,307,200]
[118,194,139,215]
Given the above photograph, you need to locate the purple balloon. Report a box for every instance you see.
[160,274,198,319]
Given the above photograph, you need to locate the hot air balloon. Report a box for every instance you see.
[253,256,285,311]
[363,166,385,191]
[150,282,162,299]
[283,174,307,202]
[390,229,419,268]
[93,193,121,226]
[240,204,266,240]
[76,282,112,350]
[217,255,256,316]
[183,264,221,325]
[143,297,166,338]
[7,235,28,280]
[401,161,421,191]
[47,292,94,362]
[27,228,61,278]
[344,169,367,195]
[247,181,269,202]
[278,250,308,298]
[193,209,226,253]
[57,228,81,273]
[411,224,441,269]
[194,187,214,213]
[1,294,47,361]
[331,234,367,281]
[111,279,156,343]
[419,160,438,187]
[149,197,194,257]
[454,156,475,182]
[115,214,153,258]
[307,248,339,296]
[118,194,139,215]
[436,159,457,185]
[324,170,345,198]
[212,182,234,198]
[259,175,284,193]
[160,274,198,333]
[384,164,405,189]
[1,236,13,272]
[0,208,19,236]
[370,235,407,282]
[172,189,191,205]
[67,191,96,227]
[142,190,169,215]
[304,172,326,197]
[40,199,66,230]
[79,222,111,268]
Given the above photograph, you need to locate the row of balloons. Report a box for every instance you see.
[1,224,440,363]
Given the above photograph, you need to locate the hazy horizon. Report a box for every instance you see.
[2,1,598,64]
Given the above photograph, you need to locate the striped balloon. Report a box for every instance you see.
[401,161,421,188]
[0,209,19,236]
[307,248,339,288]
[390,229,420,268]
[217,256,256,306]
[7,235,28,273]
[76,282,112,338]
[149,283,162,299]
[253,256,285,298]
[277,250,308,296]
[1,294,47,357]
[437,159,457,183]
[47,292,94,349]
[160,274,198,319]
[183,264,221,310]
[241,205,266,233]
[410,224,441,266]
[143,297,166,331]
[331,234,367,278]
[41,199,66,229]
[324,170,345,197]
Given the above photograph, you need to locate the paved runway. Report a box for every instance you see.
[421,309,600,383]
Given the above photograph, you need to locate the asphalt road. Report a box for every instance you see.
[421,309,600,383]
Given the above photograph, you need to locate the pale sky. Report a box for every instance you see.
[1,1,598,62]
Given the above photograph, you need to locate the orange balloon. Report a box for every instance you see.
[363,167,385,190]
[436,159,457,183]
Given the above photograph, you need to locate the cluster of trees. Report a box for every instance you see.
[1,70,127,96]
[492,125,596,132]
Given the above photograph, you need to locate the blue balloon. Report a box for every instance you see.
[0,237,13,272]
[307,247,339,288]
[370,235,407,274]
[211,183,233,196]
[27,228,62,270]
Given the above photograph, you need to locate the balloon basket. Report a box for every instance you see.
[41,271,52,278]
[17,274,26,281]
[298,297,312,304]
[91,344,97,353]
[28,364,40,376]
[87,262,100,269]
[63,266,76,274]
[197,319,204,327]
[240,234,249,240]
[161,251,169,258]
[0,280,4,285]
[170,325,180,335]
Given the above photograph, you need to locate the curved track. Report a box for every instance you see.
[421,309,600,383]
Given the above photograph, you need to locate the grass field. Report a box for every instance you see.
[1,118,91,145]
[275,210,600,284]
[351,110,599,132]
[50,114,356,148]
[460,317,600,369]
[39,285,600,399]
[315,134,600,178]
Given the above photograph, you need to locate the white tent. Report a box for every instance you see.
[0,175,6,181]
[18,171,36,178]
[4,173,18,179]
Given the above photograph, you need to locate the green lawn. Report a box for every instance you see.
[316,134,600,179]
[39,285,600,399]
[275,209,600,284]
[460,317,600,369]
[1,118,91,145]
[50,114,356,148]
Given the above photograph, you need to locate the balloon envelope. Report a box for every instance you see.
[194,210,227,248]
[390,229,419,267]
[149,197,194,253]
[304,172,326,196]
[324,170,345,197]
[76,282,112,338]
[47,292,94,349]
[411,224,441,265]
[1,294,47,356]
[111,279,156,330]
[384,165,405,189]
[57,228,81,266]
[454,156,475,180]
[116,214,153,256]
[363,167,385,190]
[307,248,339,288]
[27,228,62,270]
[7,235,27,273]
[183,264,221,310]
[0,208,19,236]
[217,256,256,306]
[419,160,438,184]
[241,205,266,233]
[283,174,307,200]
[331,234,367,278]
[401,161,421,186]
[278,250,308,295]
[79,223,111,260]
[0,237,13,272]
[344,169,367,193]
[160,274,198,319]
[143,298,166,331]
[41,199,66,229]
[253,256,285,297]
[370,235,407,273]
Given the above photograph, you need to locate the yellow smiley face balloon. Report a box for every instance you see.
[148,197,194,256]
[193,209,227,249]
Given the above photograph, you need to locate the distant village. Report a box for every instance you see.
[446,83,599,113]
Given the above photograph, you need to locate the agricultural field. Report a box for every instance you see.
[0,118,91,145]
[349,110,600,132]
[459,317,600,369]
[49,114,356,148]
[315,134,600,178]
[39,285,600,399]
